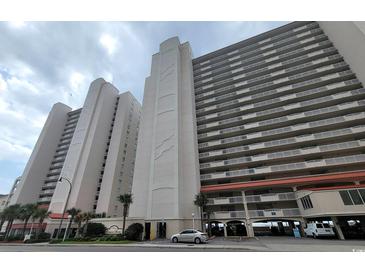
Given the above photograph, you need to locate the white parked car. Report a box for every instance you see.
[171,229,208,244]
[304,223,335,238]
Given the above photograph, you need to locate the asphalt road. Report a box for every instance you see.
[0,245,244,252]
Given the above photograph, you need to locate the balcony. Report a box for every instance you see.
[194,22,318,71]
[207,196,243,205]
[195,39,331,96]
[248,208,301,218]
[198,112,365,150]
[194,28,324,82]
[246,192,296,203]
[197,86,364,132]
[211,211,246,219]
[38,196,52,203]
[200,139,365,170]
[195,46,336,92]
[199,125,365,160]
[196,54,342,108]
[196,69,353,119]
[200,154,365,182]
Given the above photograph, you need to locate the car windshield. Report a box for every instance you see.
[316,224,324,228]
[323,223,330,228]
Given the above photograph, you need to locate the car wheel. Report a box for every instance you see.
[194,237,201,244]
[172,237,178,243]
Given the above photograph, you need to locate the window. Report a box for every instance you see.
[349,190,363,205]
[300,195,313,210]
[339,189,365,205]
[339,190,353,205]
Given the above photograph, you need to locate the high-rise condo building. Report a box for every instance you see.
[130,21,365,240]
[8,78,141,229]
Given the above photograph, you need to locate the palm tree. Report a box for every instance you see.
[81,212,93,237]
[194,192,211,236]
[3,204,21,239]
[0,211,5,232]
[33,208,51,238]
[65,208,81,239]
[74,213,83,238]
[118,193,133,235]
[18,204,38,238]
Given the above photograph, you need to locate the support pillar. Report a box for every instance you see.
[332,216,345,240]
[242,190,255,238]
[223,223,228,237]
[299,218,307,237]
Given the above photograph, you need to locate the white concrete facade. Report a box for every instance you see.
[49,79,141,216]
[129,37,201,238]
[9,103,71,205]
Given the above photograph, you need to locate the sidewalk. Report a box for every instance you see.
[0,239,268,251]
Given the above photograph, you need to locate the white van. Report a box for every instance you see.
[304,223,335,238]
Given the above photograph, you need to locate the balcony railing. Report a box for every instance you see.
[248,208,301,218]
[194,22,319,71]
[211,211,246,219]
[194,28,324,82]
[246,192,296,203]
[200,154,365,181]
[198,112,365,150]
[199,125,365,159]
[207,196,243,205]
[196,54,342,108]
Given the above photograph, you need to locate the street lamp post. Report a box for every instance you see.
[192,213,195,230]
[55,176,72,240]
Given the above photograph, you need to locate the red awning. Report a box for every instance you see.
[200,170,365,192]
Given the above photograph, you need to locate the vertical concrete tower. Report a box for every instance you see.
[49,79,140,215]
[129,37,201,238]
[9,103,71,205]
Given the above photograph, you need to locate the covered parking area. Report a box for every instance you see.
[252,218,304,237]
[207,220,248,237]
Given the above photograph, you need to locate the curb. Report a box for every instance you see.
[0,242,267,251]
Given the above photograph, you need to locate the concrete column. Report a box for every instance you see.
[299,218,307,237]
[332,216,345,240]
[223,223,228,237]
[241,191,255,237]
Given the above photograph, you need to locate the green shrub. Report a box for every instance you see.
[6,235,23,241]
[125,223,144,241]
[49,239,62,244]
[85,223,106,237]
[38,232,51,240]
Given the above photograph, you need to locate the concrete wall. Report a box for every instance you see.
[129,37,201,235]
[297,188,365,217]
[95,92,141,217]
[319,21,365,86]
[9,103,71,205]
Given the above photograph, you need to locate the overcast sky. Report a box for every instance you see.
[0,21,287,194]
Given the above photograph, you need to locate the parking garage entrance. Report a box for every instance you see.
[227,221,247,236]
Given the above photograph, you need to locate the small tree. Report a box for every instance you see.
[82,212,94,237]
[118,193,133,235]
[85,223,106,237]
[74,213,83,238]
[194,192,211,236]
[125,223,144,241]
[33,208,51,239]
[3,204,22,239]
[0,211,5,232]
[18,204,38,238]
[65,208,81,239]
